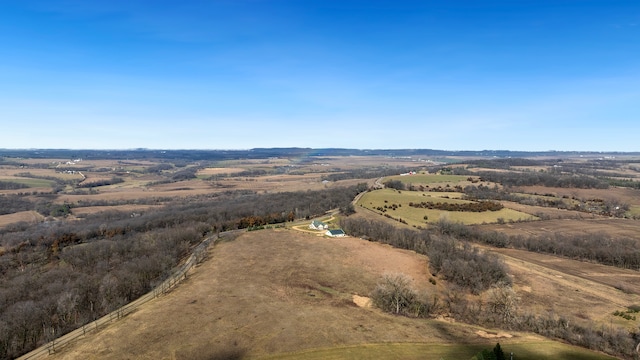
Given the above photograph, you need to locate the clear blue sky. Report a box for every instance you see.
[1,1,638,151]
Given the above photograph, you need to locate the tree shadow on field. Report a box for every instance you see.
[431,321,475,343]
[176,344,247,360]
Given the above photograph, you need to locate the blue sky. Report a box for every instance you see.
[1,1,639,151]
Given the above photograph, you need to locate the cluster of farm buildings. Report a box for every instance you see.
[309,220,346,237]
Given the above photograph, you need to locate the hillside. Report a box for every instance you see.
[45,229,616,360]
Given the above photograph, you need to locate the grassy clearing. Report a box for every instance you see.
[358,189,535,226]
[1,178,55,188]
[265,341,617,360]
[628,205,640,218]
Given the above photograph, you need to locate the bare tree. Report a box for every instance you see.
[486,283,518,326]
[371,273,417,316]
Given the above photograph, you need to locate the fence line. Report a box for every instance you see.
[17,235,217,360]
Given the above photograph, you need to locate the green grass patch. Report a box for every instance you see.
[265,341,617,360]
[627,205,640,218]
[3,178,55,188]
[358,189,535,226]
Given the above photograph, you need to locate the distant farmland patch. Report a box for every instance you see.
[0,211,44,228]
[0,177,55,188]
[358,189,535,226]
[196,167,246,176]
[385,173,470,185]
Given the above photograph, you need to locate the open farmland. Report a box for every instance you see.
[3,150,640,359]
[386,173,470,185]
[357,188,535,226]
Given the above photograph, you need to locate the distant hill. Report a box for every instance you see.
[1,148,638,162]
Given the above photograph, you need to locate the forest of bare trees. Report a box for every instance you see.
[0,184,366,359]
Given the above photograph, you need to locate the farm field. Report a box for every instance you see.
[357,188,535,226]
[0,211,43,227]
[1,155,386,229]
[44,229,618,360]
[477,218,640,240]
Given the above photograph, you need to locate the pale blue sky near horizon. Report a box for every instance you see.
[1,1,639,151]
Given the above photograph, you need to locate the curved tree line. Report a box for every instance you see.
[409,200,503,212]
[339,217,510,294]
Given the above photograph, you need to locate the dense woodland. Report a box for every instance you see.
[0,184,366,359]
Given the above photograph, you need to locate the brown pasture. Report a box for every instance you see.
[44,228,636,359]
[477,218,640,241]
[196,167,246,176]
[0,168,82,181]
[500,201,603,219]
[516,186,640,207]
[46,230,465,359]
[0,211,43,227]
[487,246,640,329]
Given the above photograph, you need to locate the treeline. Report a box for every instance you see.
[340,217,510,294]
[322,166,420,182]
[465,158,545,169]
[463,184,629,218]
[607,178,640,189]
[436,220,640,270]
[0,194,68,217]
[409,200,503,212]
[475,171,609,189]
[0,184,367,359]
[440,166,610,189]
[77,177,124,188]
[383,179,406,190]
[0,195,33,215]
[0,181,29,190]
[442,285,639,359]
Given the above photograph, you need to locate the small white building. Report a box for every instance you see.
[325,229,346,237]
[309,220,328,230]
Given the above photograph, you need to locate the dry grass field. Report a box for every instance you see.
[478,218,640,240]
[490,246,640,328]
[0,211,44,227]
[44,229,619,360]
